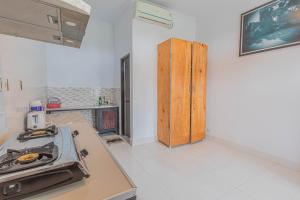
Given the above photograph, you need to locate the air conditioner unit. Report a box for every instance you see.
[135,0,173,29]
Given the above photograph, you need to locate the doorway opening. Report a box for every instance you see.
[121,54,131,143]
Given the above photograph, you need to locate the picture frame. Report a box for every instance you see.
[240,0,300,56]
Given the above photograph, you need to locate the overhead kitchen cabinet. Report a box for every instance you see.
[157,38,208,147]
[0,0,91,48]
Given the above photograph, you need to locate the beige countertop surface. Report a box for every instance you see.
[0,112,136,200]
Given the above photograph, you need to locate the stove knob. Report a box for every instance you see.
[73,130,79,137]
[3,182,21,196]
[80,149,88,158]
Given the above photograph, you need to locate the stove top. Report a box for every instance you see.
[0,142,58,175]
[0,126,90,199]
[0,126,89,183]
[18,125,58,142]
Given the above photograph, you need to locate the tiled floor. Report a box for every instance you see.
[108,139,300,200]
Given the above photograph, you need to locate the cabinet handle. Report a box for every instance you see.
[53,35,61,41]
[0,78,2,92]
[5,79,9,91]
[47,15,58,24]
[19,80,23,91]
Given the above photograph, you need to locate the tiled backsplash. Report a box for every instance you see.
[47,87,120,107]
[46,87,121,127]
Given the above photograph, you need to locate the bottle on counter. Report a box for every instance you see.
[102,96,109,105]
[98,97,103,106]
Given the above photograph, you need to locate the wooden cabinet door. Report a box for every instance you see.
[157,40,171,146]
[191,42,207,143]
[170,39,192,147]
[0,0,60,30]
[0,0,62,45]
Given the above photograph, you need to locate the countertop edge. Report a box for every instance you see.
[46,105,119,112]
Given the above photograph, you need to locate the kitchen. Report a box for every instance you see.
[1,0,300,200]
[0,0,137,199]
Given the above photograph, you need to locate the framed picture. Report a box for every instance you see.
[240,0,300,56]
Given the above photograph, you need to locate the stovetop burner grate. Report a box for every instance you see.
[18,125,58,142]
[0,142,58,175]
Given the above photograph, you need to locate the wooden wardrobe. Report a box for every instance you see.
[157,38,207,147]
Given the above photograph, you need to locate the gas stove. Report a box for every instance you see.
[17,125,58,142]
[0,126,89,200]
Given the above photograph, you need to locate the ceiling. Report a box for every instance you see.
[149,0,216,15]
[84,0,130,22]
[84,0,210,22]
[84,0,255,22]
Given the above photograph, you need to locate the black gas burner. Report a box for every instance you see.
[18,125,58,142]
[0,142,58,175]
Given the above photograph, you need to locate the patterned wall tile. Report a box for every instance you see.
[47,87,94,107]
[46,87,120,127]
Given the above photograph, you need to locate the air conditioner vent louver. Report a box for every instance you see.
[135,0,173,29]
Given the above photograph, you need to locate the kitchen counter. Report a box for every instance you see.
[46,105,119,113]
[23,112,136,200]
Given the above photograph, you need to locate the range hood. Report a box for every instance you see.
[0,0,91,48]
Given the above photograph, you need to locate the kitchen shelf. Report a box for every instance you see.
[46,105,118,114]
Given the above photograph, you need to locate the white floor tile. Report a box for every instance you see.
[291,191,300,200]
[237,173,296,200]
[218,189,255,200]
[108,139,300,200]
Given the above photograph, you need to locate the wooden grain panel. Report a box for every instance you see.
[157,39,171,146]
[191,42,208,143]
[170,38,192,147]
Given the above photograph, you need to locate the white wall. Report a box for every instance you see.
[113,3,133,138]
[0,35,47,132]
[132,11,197,145]
[196,0,300,167]
[46,18,116,88]
[113,4,133,87]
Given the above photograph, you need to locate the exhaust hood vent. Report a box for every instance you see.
[0,0,91,48]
